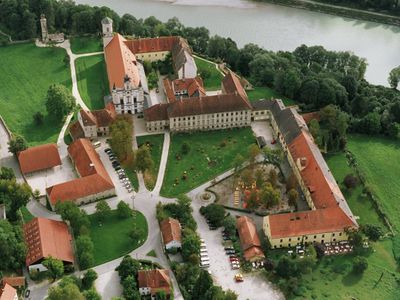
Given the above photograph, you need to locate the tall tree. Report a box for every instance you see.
[8,134,27,156]
[0,220,26,270]
[135,145,153,172]
[95,200,111,221]
[388,66,400,89]
[76,235,94,270]
[45,84,75,119]
[192,270,213,300]
[43,256,64,281]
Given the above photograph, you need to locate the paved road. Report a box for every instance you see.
[152,132,170,194]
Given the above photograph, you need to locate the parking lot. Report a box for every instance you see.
[192,198,284,300]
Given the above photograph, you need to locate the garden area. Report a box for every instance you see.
[89,209,148,266]
[160,128,256,198]
[137,134,164,191]
[0,43,71,146]
[194,56,224,91]
[247,86,296,106]
[75,54,109,110]
[70,36,102,54]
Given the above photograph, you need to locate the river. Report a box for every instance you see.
[76,0,400,86]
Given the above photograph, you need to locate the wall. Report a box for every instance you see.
[136,51,169,62]
[112,87,144,115]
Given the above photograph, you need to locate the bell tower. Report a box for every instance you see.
[101,17,113,48]
[40,14,49,43]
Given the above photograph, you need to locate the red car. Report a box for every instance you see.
[229,257,239,262]
[271,139,277,144]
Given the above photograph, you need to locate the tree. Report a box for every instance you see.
[82,269,98,290]
[286,173,298,191]
[362,224,384,242]
[47,283,85,300]
[343,174,358,189]
[233,154,245,172]
[352,256,368,273]
[181,229,201,261]
[8,134,27,156]
[0,167,15,180]
[192,270,213,300]
[156,291,167,300]
[55,201,90,235]
[254,169,265,188]
[240,168,254,187]
[276,257,298,278]
[181,142,190,155]
[202,203,225,227]
[83,289,101,300]
[122,275,140,300]
[76,236,94,270]
[33,111,44,125]
[0,220,26,270]
[268,169,278,188]
[43,257,64,281]
[223,216,237,237]
[115,255,141,281]
[309,119,321,146]
[388,66,400,89]
[117,201,132,218]
[260,183,280,208]
[45,84,75,119]
[95,200,111,221]
[248,144,260,164]
[0,179,31,221]
[287,188,298,207]
[129,226,143,241]
[110,116,134,162]
[348,230,363,249]
[135,145,153,172]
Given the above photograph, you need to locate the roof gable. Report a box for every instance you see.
[18,144,61,174]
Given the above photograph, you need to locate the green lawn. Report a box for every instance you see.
[137,134,164,191]
[125,166,139,192]
[160,128,256,197]
[89,209,148,266]
[75,54,109,110]
[70,36,102,54]
[20,206,35,223]
[325,152,386,230]
[247,86,296,106]
[194,57,223,91]
[0,43,71,146]
[347,135,400,232]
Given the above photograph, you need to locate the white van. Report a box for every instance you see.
[92,141,101,148]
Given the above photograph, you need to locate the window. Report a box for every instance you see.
[280,239,283,242]
[314,235,317,239]
[297,237,300,241]
[332,233,335,237]
[339,232,342,236]
[322,234,325,238]
[289,238,291,242]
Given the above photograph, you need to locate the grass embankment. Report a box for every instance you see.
[70,36,102,54]
[125,166,139,192]
[20,206,35,223]
[75,54,109,110]
[137,134,164,191]
[0,43,71,146]
[194,57,224,91]
[160,128,256,197]
[247,86,296,106]
[89,209,148,266]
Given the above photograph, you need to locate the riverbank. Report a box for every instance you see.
[256,0,400,26]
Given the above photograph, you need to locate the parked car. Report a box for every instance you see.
[209,226,217,230]
[104,148,111,153]
[226,250,235,255]
[234,274,244,282]
[127,188,133,193]
[224,247,234,251]
[229,257,239,262]
[115,167,122,171]
[222,236,231,241]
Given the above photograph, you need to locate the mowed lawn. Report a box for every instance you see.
[160,128,256,197]
[137,134,165,191]
[247,86,296,106]
[194,56,223,91]
[70,36,102,54]
[325,152,386,229]
[75,54,109,110]
[347,135,400,231]
[0,43,71,146]
[89,209,148,266]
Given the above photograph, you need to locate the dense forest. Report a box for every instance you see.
[315,0,400,14]
[1,0,399,147]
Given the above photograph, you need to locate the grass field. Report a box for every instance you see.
[347,135,400,232]
[325,152,386,229]
[124,166,139,192]
[160,128,256,197]
[89,209,148,266]
[75,54,109,110]
[247,86,296,106]
[194,57,224,91]
[0,43,71,146]
[70,36,102,54]
[137,134,164,191]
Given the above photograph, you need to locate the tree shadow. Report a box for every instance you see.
[342,271,363,286]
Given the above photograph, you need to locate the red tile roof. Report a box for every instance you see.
[0,283,17,300]
[164,77,206,103]
[301,111,320,124]
[144,103,170,122]
[80,103,117,128]
[138,269,171,295]
[80,109,97,126]
[2,277,25,288]
[236,216,265,261]
[18,144,61,174]
[222,71,247,100]
[69,121,85,140]
[104,34,140,91]
[268,130,357,239]
[46,139,114,205]
[160,218,181,246]
[23,217,74,266]
[124,36,178,54]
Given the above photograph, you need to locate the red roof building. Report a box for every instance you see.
[1,277,25,289]
[138,269,171,298]
[18,144,61,175]
[236,216,265,262]
[160,218,182,250]
[23,217,74,268]
[0,283,17,300]
[46,139,115,207]
[222,71,248,100]
[163,77,206,103]
[124,36,178,54]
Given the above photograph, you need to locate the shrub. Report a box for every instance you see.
[362,224,384,241]
[352,256,368,273]
[343,174,358,189]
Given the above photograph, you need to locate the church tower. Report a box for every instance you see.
[102,17,113,48]
[40,14,49,43]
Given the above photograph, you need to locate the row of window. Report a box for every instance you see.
[279,232,343,243]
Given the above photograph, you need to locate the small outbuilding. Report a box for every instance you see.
[138,269,171,299]
[160,218,182,250]
[236,216,265,262]
[18,144,61,175]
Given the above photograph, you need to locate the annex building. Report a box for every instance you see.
[18,144,61,176]
[252,99,358,248]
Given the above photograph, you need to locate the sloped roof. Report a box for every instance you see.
[124,36,178,54]
[163,77,206,102]
[102,17,113,24]
[273,106,308,145]
[69,121,85,141]
[80,109,97,126]
[138,269,171,295]
[104,34,140,91]
[0,283,17,300]
[222,71,247,100]
[237,216,265,261]
[144,103,170,122]
[46,139,114,204]
[18,144,61,174]
[2,277,25,288]
[160,218,181,245]
[171,38,192,72]
[92,102,117,127]
[23,217,74,266]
